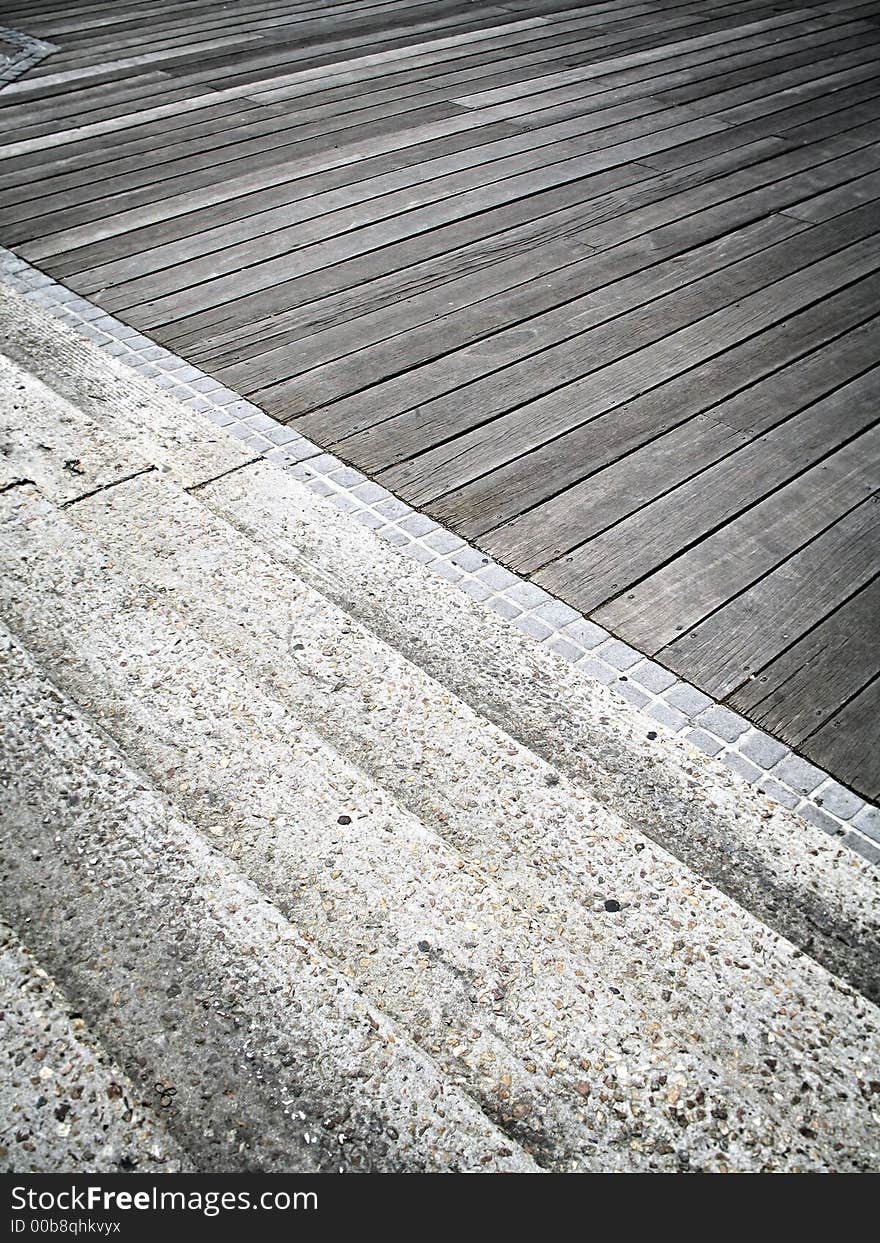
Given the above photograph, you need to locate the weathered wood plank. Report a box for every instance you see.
[369,207,880,500]
[60,98,671,297]
[800,676,880,800]
[4,0,879,799]
[289,138,876,447]
[95,113,728,327]
[655,488,880,697]
[484,303,880,570]
[260,194,808,422]
[530,364,880,613]
[591,436,879,656]
[729,578,880,743]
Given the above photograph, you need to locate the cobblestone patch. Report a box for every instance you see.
[1,245,876,865]
[0,28,57,89]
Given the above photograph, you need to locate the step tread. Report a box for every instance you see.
[0,287,252,489]
[0,628,536,1173]
[0,923,188,1173]
[1,476,879,1170]
[206,459,880,999]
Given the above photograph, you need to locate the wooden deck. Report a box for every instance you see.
[1,0,878,799]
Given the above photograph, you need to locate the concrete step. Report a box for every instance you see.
[205,459,880,1002]
[0,921,187,1173]
[1,283,875,1006]
[55,468,880,1168]
[5,473,878,1170]
[1,281,879,1171]
[0,630,536,1173]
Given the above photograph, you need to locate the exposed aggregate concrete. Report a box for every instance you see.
[0,926,187,1173]
[208,461,880,1004]
[2,282,878,1004]
[0,283,878,1171]
[0,634,536,1173]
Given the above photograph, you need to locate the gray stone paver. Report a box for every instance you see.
[488,596,522,621]
[515,615,554,642]
[629,661,678,694]
[799,801,845,839]
[563,618,607,650]
[696,705,750,743]
[770,753,828,797]
[755,777,800,811]
[451,546,490,573]
[665,683,715,716]
[531,599,582,628]
[649,701,689,734]
[595,639,642,671]
[738,730,790,770]
[852,805,880,844]
[616,681,651,710]
[684,728,724,758]
[577,657,617,686]
[721,751,762,785]
[547,637,583,664]
[814,780,864,821]
[476,563,521,591]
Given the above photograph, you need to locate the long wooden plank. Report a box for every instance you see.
[800,677,880,800]
[97,113,729,330]
[25,2,548,88]
[0,14,550,161]
[441,33,880,144]
[158,162,649,353]
[484,305,880,570]
[657,39,880,109]
[6,4,817,250]
[29,0,480,62]
[454,0,880,110]
[0,97,291,196]
[527,366,879,614]
[655,489,879,699]
[359,202,880,496]
[641,474,875,686]
[163,1,789,95]
[779,88,880,146]
[287,137,874,447]
[229,174,804,399]
[729,577,880,743]
[50,99,671,295]
[782,166,880,221]
[10,6,826,240]
[591,451,878,659]
[0,7,660,200]
[450,17,879,119]
[0,27,625,212]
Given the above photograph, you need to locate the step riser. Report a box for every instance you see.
[2,484,878,1169]
[0,486,770,1170]
[0,923,188,1173]
[203,461,880,1002]
[0,632,536,1173]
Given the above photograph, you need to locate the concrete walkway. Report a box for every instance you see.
[1,282,878,1172]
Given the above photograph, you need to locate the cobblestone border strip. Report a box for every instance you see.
[0,28,57,90]
[2,245,877,865]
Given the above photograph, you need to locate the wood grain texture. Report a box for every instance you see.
[3,0,879,797]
